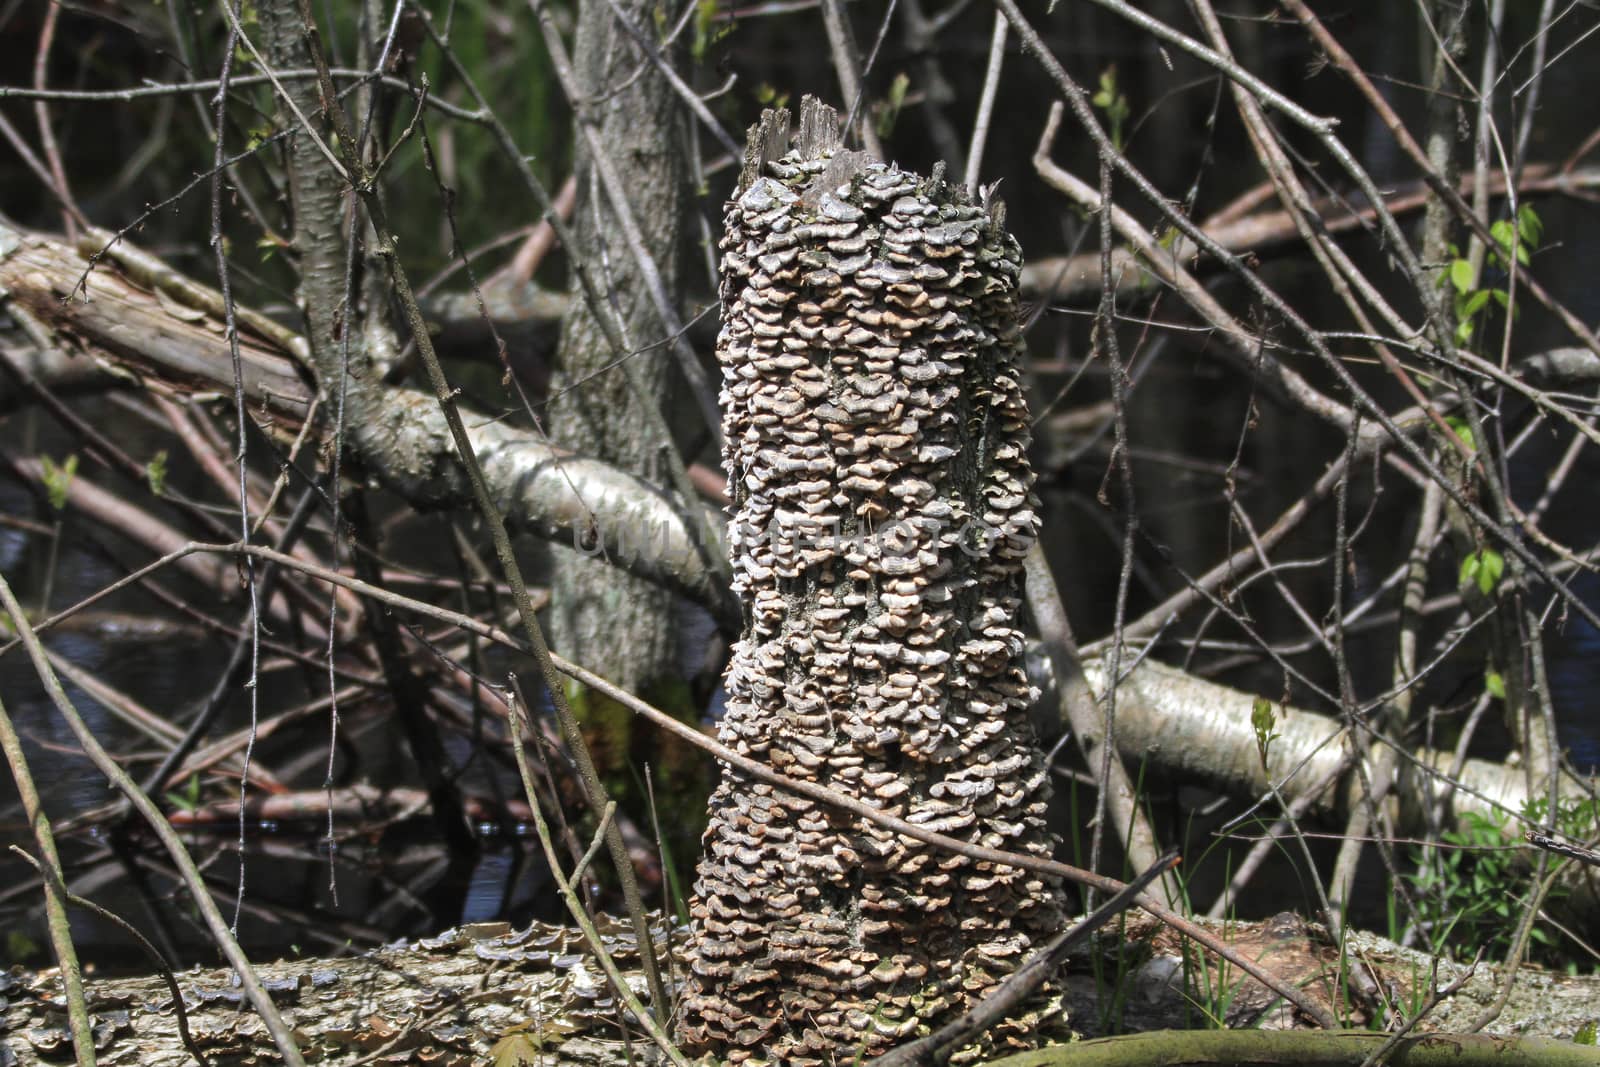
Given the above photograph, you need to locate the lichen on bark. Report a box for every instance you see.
[678,99,1064,1063]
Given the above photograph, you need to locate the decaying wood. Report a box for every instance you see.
[4,913,1598,1066]
[993,1031,1600,1067]
[0,225,310,416]
[682,97,1063,1060]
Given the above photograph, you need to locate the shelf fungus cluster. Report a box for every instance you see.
[679,100,1064,1063]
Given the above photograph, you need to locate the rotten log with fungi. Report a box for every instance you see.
[679,98,1065,1063]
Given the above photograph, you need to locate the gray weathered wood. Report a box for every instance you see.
[4,914,1597,1065]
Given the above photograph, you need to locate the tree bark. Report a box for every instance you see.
[541,0,716,870]
[546,0,688,697]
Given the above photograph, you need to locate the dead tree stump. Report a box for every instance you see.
[678,99,1064,1063]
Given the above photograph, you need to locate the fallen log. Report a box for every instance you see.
[3,912,1597,1065]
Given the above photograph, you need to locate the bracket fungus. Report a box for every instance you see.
[679,98,1064,1063]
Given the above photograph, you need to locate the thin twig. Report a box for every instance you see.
[1011,8,1600,638]
[0,694,96,1067]
[32,1,85,236]
[505,686,690,1065]
[964,10,1007,193]
[0,570,308,1067]
[286,0,674,1020]
[820,0,884,157]
[596,0,741,158]
[208,0,265,934]
[1278,0,1600,363]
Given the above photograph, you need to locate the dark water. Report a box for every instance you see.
[0,440,561,970]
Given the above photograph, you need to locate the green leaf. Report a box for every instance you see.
[886,71,909,111]
[1489,218,1513,251]
[1478,548,1504,594]
[1517,203,1544,248]
[1250,697,1279,766]
[165,774,202,813]
[1450,257,1475,295]
[1575,1020,1597,1046]
[875,72,910,139]
[1485,670,1506,700]
[691,0,717,63]
[146,449,169,497]
[40,453,78,512]
[1093,69,1116,108]
[1461,289,1491,318]
[1092,66,1130,148]
[1491,213,1536,266]
[1444,416,1476,452]
[1460,548,1504,595]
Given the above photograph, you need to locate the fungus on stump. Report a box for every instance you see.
[679,99,1064,1063]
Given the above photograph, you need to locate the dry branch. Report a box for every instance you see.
[1018,164,1600,303]
[0,218,734,627]
[1071,657,1531,834]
